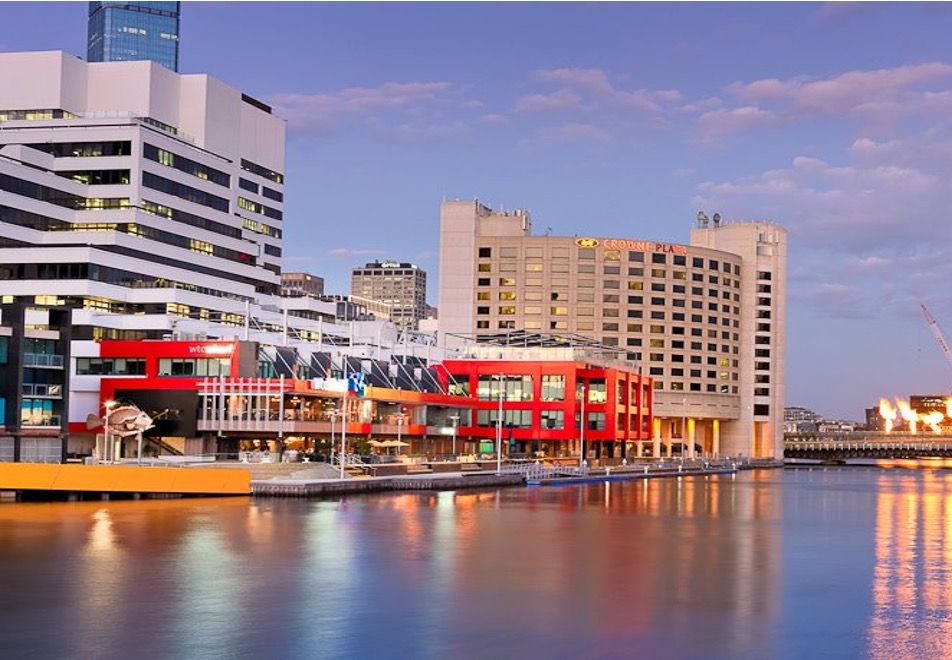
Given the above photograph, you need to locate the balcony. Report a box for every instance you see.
[24,353,65,369]
[22,384,64,398]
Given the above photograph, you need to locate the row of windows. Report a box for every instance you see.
[0,172,129,211]
[158,358,231,377]
[478,262,742,285]
[240,158,284,184]
[75,358,146,375]
[240,216,283,239]
[26,141,132,158]
[0,109,77,122]
[143,171,229,213]
[56,169,130,185]
[5,261,255,304]
[144,143,230,187]
[141,199,242,239]
[237,197,282,221]
[477,246,741,274]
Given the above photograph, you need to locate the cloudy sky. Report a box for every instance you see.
[5,2,952,420]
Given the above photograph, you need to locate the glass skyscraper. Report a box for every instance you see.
[87,2,180,71]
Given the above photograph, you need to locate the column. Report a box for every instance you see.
[712,419,720,457]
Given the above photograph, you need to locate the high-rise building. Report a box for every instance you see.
[281,272,324,298]
[437,200,788,458]
[351,261,427,331]
[87,1,181,71]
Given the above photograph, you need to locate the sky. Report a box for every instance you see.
[4,1,952,421]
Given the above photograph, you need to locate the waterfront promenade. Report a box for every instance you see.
[239,457,774,497]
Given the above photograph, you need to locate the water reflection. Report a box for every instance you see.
[3,471,951,659]
[867,470,952,659]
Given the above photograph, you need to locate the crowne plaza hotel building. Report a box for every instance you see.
[438,200,787,459]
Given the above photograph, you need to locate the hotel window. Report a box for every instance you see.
[541,375,565,401]
[478,278,490,286]
[526,247,544,258]
[500,247,518,258]
[553,247,570,258]
[525,306,542,315]
[674,255,686,266]
[525,320,542,329]
[526,262,543,272]
[603,322,619,331]
[650,311,664,320]
[477,292,490,300]
[577,292,595,302]
[651,297,664,305]
[525,291,543,301]
[550,321,568,330]
[578,248,596,260]
[628,267,644,276]
[526,278,542,286]
[477,321,489,329]
[477,306,489,315]
[578,263,596,274]
[603,294,620,303]
[604,280,620,289]
[628,282,644,290]
[577,321,594,331]
[578,279,595,288]
[499,320,515,329]
[605,250,621,261]
[692,257,703,268]
[499,306,516,314]
[627,323,642,332]
[499,278,516,286]
[500,262,517,272]
[541,409,564,429]
[627,338,642,346]
[628,295,643,304]
[499,291,516,300]
[552,278,570,287]
[670,382,684,391]
[649,367,664,376]
[478,263,491,272]
[650,339,664,348]
[673,272,686,281]
[604,264,621,275]
[629,251,645,262]
[603,308,619,317]
[578,307,595,316]
[709,260,719,270]
[628,310,643,318]
[552,262,569,273]
[478,247,491,257]
[650,353,664,361]
[551,306,568,315]
[652,254,666,264]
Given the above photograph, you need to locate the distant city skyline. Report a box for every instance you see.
[4,2,952,420]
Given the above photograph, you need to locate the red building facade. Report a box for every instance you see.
[438,356,653,460]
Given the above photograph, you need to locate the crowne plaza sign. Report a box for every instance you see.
[575,237,687,255]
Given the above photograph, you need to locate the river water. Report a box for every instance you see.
[2,467,951,660]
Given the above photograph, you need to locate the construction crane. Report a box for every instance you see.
[921,303,952,373]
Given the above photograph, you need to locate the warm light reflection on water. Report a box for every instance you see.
[3,471,952,659]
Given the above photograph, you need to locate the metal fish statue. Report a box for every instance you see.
[86,405,155,437]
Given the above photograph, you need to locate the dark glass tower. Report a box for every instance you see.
[87,2,181,71]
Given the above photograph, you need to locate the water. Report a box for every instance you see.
[2,468,951,659]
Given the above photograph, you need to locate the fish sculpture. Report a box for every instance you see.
[86,404,155,437]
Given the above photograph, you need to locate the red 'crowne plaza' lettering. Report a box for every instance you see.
[602,239,687,255]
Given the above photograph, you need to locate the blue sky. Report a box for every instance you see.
[5,2,952,421]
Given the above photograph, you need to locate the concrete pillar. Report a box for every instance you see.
[687,418,696,459]
[712,419,720,457]
[652,418,661,458]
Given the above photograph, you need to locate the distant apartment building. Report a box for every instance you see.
[784,406,822,433]
[281,272,324,298]
[438,200,788,458]
[87,1,181,71]
[351,261,427,331]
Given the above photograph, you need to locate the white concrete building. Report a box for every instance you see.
[437,200,788,458]
[0,51,448,435]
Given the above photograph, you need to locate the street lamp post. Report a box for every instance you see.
[396,409,407,458]
[103,400,116,463]
[328,407,337,467]
[579,381,586,470]
[340,391,348,480]
[496,373,505,474]
[449,414,460,457]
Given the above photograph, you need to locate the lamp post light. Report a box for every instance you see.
[449,414,460,458]
[103,399,116,464]
[396,409,407,458]
[579,380,587,471]
[496,373,505,475]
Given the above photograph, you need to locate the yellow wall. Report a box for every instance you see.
[0,463,250,495]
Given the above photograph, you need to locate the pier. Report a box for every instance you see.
[785,432,952,460]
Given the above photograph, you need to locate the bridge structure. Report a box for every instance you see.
[785,431,952,460]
